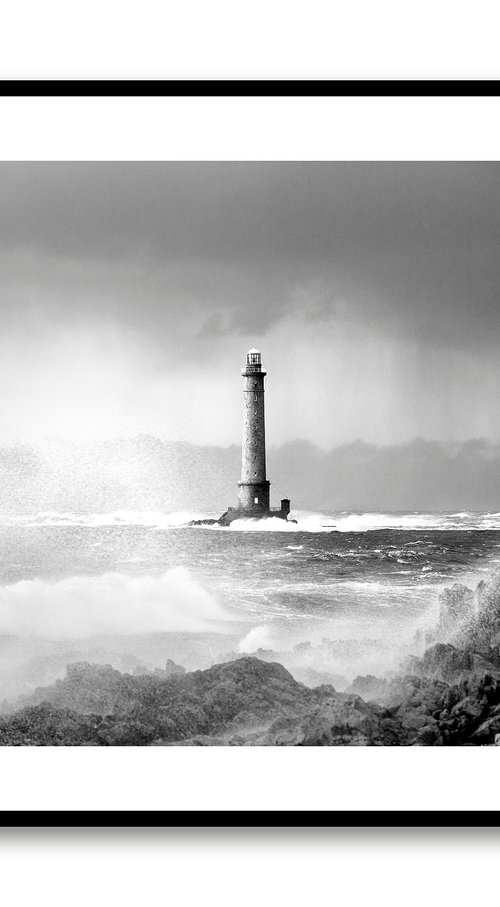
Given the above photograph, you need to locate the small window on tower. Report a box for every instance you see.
[254,497,259,504]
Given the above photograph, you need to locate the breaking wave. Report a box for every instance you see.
[222,510,500,533]
[2,509,500,533]
[0,510,214,529]
[0,567,231,638]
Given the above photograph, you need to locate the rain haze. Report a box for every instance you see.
[1,162,500,509]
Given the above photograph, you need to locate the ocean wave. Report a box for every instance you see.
[224,517,303,533]
[0,510,214,529]
[0,567,232,638]
[222,510,500,533]
[2,509,500,533]
[323,512,494,532]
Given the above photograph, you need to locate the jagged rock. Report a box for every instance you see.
[164,659,186,677]
[414,724,443,746]
[346,675,389,701]
[0,704,103,746]
[160,736,231,746]
[97,719,156,746]
[451,696,487,721]
[187,518,220,526]
[420,644,473,681]
[293,642,313,655]
[0,656,407,747]
[252,695,408,746]
[27,662,133,716]
[290,666,344,689]
[459,571,500,648]
[437,584,475,640]
[5,565,500,748]
[470,704,500,743]
[470,652,498,675]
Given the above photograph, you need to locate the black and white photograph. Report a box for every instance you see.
[1,158,500,757]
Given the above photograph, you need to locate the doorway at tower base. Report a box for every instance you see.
[218,498,294,527]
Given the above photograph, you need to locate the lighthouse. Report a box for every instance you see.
[238,348,270,515]
[219,349,291,525]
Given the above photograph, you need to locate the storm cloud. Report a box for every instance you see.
[0,162,499,450]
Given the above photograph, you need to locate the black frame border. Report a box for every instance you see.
[0,810,500,827]
[0,79,499,96]
[1,77,499,827]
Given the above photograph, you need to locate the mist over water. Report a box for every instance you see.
[1,508,500,699]
[0,567,231,638]
[3,507,500,531]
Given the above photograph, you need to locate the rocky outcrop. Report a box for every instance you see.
[3,642,500,745]
[2,645,500,745]
[435,571,500,650]
[164,659,186,677]
[346,674,389,701]
[437,584,476,641]
[249,695,407,746]
[350,652,500,745]
[4,568,500,746]
[0,656,410,746]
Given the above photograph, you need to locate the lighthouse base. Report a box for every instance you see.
[237,480,270,513]
[218,498,293,527]
[188,502,294,528]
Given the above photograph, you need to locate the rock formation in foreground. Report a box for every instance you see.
[2,569,500,746]
[0,656,407,746]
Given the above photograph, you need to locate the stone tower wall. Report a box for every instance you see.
[238,364,270,513]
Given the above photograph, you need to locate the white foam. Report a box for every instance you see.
[331,512,440,531]
[220,510,480,533]
[0,567,231,639]
[238,625,275,653]
[227,517,301,533]
[223,510,467,533]
[0,510,213,529]
[3,509,500,532]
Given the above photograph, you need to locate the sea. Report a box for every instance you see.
[1,509,500,687]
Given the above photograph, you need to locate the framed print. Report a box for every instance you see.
[0,81,500,826]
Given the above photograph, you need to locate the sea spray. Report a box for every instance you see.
[0,567,232,638]
[1,511,500,687]
[215,510,500,533]
[4,509,500,531]
[0,510,216,529]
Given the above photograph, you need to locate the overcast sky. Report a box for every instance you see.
[1,161,499,448]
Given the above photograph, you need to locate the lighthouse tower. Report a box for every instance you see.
[238,348,270,515]
[218,349,291,525]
